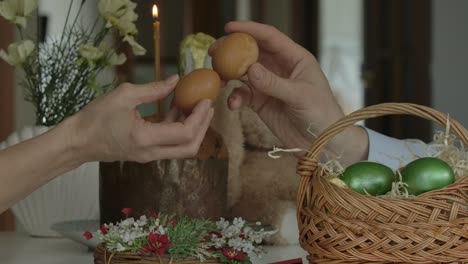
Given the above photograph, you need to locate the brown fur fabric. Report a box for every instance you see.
[239,107,283,150]
[210,80,299,245]
[228,151,298,245]
[210,81,245,208]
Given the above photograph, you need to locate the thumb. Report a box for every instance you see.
[247,63,294,103]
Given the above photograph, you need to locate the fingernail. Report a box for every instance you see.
[166,74,179,84]
[203,99,213,106]
[251,64,264,81]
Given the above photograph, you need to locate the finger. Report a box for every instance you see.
[179,99,212,131]
[177,113,186,122]
[247,63,295,103]
[145,107,214,160]
[224,21,307,60]
[128,74,180,105]
[161,105,179,123]
[139,99,212,146]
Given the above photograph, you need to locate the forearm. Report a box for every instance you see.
[0,116,83,213]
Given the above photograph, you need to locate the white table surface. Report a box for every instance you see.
[0,232,308,264]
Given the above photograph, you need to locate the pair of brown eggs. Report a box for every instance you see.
[173,32,259,114]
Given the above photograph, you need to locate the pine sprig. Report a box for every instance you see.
[167,216,217,260]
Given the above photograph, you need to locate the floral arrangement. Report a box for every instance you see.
[0,0,145,126]
[84,208,275,263]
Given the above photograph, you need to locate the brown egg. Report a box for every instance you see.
[173,68,221,114]
[212,32,259,81]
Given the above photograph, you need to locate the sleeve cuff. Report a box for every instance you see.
[364,127,430,171]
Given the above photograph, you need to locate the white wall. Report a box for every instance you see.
[319,0,364,115]
[432,0,468,129]
[39,0,98,38]
[320,0,468,130]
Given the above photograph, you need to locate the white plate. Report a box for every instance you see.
[51,220,100,250]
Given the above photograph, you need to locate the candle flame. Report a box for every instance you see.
[152,4,158,19]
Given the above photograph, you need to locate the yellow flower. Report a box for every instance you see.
[123,35,146,56]
[0,40,35,66]
[98,0,145,56]
[78,42,126,66]
[107,51,126,66]
[0,0,38,28]
[79,44,104,62]
[98,0,138,36]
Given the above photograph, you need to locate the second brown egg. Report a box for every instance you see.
[173,68,221,114]
[212,32,259,81]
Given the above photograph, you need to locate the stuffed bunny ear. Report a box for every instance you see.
[183,47,195,76]
[182,48,214,75]
[203,54,213,70]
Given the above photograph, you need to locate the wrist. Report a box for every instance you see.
[54,114,89,168]
[327,125,369,165]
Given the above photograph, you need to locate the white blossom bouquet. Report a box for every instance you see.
[84,208,275,263]
[0,0,145,126]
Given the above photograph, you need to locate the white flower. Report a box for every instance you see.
[0,0,38,28]
[233,217,246,229]
[98,0,138,36]
[122,232,131,242]
[78,44,104,62]
[116,243,126,252]
[210,235,226,249]
[137,215,147,226]
[227,237,244,251]
[121,218,135,227]
[241,242,256,254]
[216,217,229,230]
[123,35,146,56]
[157,225,166,234]
[0,40,35,66]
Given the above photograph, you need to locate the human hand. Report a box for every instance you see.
[211,21,368,163]
[70,75,214,163]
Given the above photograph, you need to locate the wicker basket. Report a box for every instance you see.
[94,244,221,264]
[296,103,468,263]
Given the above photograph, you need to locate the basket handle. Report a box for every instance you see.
[305,102,466,163]
[296,103,467,211]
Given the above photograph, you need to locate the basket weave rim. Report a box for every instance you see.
[305,102,467,161]
[94,243,221,264]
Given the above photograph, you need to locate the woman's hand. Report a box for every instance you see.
[72,75,214,163]
[211,21,368,164]
[0,75,215,213]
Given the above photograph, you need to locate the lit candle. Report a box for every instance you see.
[152,4,164,117]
